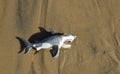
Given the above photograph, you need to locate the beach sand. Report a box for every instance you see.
[1,0,120,74]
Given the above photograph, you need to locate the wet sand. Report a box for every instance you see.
[1,0,120,74]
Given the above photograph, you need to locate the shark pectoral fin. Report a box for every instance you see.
[50,45,59,58]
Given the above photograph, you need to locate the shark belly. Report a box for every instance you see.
[41,43,52,49]
[35,43,52,51]
[33,43,52,51]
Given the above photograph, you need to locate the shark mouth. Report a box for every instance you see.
[64,39,73,44]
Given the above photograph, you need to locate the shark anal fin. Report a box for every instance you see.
[34,51,39,55]
[50,45,59,58]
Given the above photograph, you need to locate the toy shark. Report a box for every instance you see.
[17,29,76,58]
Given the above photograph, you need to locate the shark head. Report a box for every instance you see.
[61,34,77,48]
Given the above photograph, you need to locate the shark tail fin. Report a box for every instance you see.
[16,37,32,54]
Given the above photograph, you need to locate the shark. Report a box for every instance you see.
[17,29,77,58]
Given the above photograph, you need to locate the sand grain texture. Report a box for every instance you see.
[0,0,120,74]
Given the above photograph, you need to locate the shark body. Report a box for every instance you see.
[17,29,76,58]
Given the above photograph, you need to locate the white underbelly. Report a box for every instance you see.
[41,43,52,49]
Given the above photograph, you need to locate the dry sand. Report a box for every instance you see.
[1,0,120,74]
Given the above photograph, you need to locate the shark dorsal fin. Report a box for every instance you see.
[50,28,56,34]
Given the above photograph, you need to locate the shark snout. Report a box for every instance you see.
[74,35,77,39]
[71,34,77,39]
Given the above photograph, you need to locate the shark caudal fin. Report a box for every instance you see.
[16,37,32,54]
